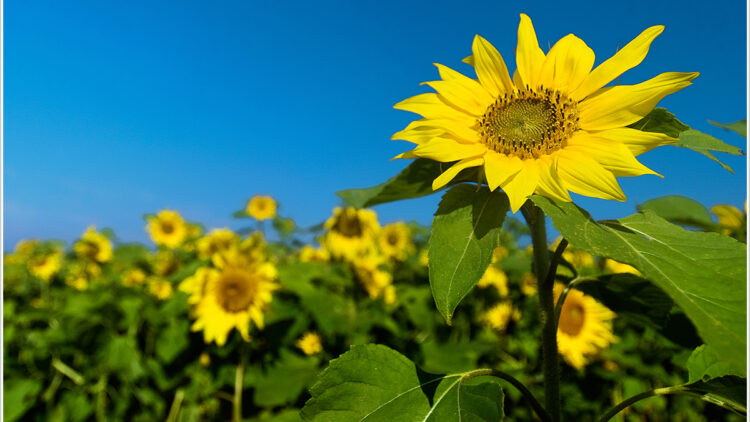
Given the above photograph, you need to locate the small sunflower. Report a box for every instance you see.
[197,229,240,262]
[555,283,616,370]
[712,203,745,235]
[393,14,697,212]
[322,207,380,260]
[246,195,277,221]
[295,332,323,355]
[520,273,537,296]
[147,210,188,248]
[477,265,509,297]
[351,252,393,300]
[27,250,63,281]
[148,277,174,300]
[483,302,514,332]
[190,263,278,346]
[299,245,330,263]
[74,226,113,263]
[121,268,147,287]
[378,222,415,261]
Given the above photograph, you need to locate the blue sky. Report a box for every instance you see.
[4,0,747,249]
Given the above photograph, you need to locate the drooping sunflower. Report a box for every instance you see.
[246,195,277,221]
[74,226,113,263]
[393,14,697,212]
[378,222,415,261]
[322,207,380,260]
[555,283,616,370]
[190,263,278,346]
[146,210,188,248]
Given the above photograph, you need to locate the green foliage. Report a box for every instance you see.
[300,344,504,421]
[429,185,509,323]
[709,119,747,138]
[533,195,747,374]
[637,195,714,229]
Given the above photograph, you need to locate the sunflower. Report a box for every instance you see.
[299,245,330,263]
[393,14,697,212]
[482,302,515,332]
[378,222,415,261]
[147,210,188,248]
[555,283,616,370]
[477,265,509,297]
[179,266,216,304]
[296,332,323,355]
[322,207,380,260]
[712,203,745,235]
[520,272,537,296]
[27,250,63,281]
[246,195,277,221]
[351,252,393,300]
[190,263,278,346]
[74,226,113,263]
[197,229,240,262]
[121,268,147,287]
[148,277,174,300]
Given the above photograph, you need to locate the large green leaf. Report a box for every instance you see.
[637,195,714,229]
[629,108,744,173]
[336,159,476,208]
[253,350,320,407]
[709,119,747,138]
[3,378,42,422]
[532,196,747,373]
[429,185,509,323]
[686,345,744,384]
[301,344,504,421]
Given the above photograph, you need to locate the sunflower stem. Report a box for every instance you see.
[233,344,247,422]
[523,201,561,422]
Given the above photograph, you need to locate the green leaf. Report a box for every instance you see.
[709,119,747,138]
[156,319,189,363]
[253,350,320,407]
[637,195,714,229]
[686,345,744,384]
[3,378,42,422]
[629,108,744,173]
[301,344,504,422]
[336,159,475,208]
[532,196,747,374]
[429,185,509,323]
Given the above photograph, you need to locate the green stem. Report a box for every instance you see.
[523,201,560,422]
[166,389,185,422]
[466,369,551,422]
[233,345,247,422]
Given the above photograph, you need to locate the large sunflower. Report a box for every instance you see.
[393,14,697,212]
[554,283,616,370]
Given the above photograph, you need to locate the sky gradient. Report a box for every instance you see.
[4,0,747,249]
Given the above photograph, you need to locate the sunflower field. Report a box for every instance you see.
[4,12,748,422]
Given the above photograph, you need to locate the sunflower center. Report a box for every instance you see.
[387,233,400,246]
[559,303,585,336]
[333,215,362,237]
[216,269,257,313]
[479,87,579,159]
[161,222,174,234]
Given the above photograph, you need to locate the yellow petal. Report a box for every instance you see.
[434,63,465,80]
[483,151,523,191]
[424,72,493,116]
[572,25,665,100]
[579,72,698,131]
[472,35,515,97]
[413,137,487,162]
[394,93,475,121]
[516,13,545,89]
[462,55,474,66]
[565,132,661,177]
[432,156,484,190]
[400,118,480,143]
[588,127,677,156]
[534,155,571,201]
[392,150,418,160]
[391,121,445,144]
[502,159,540,213]
[557,150,626,201]
[538,34,595,92]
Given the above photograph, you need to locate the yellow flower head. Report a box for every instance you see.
[27,250,63,281]
[604,259,640,276]
[299,245,330,263]
[74,226,113,263]
[64,261,100,290]
[122,268,147,287]
[151,250,179,277]
[555,283,616,370]
[477,265,509,297]
[492,245,509,262]
[418,249,429,267]
[179,266,216,304]
[393,14,697,212]
[520,273,538,296]
[148,277,174,300]
[147,210,188,249]
[15,239,39,256]
[199,352,211,367]
[246,195,277,221]
[296,332,323,355]
[190,263,279,346]
[197,229,240,262]
[352,252,393,300]
[711,204,744,232]
[483,302,514,332]
[322,207,380,260]
[378,222,415,261]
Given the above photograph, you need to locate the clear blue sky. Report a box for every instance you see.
[4,0,747,249]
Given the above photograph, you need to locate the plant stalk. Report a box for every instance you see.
[467,369,551,422]
[233,345,247,422]
[523,201,561,422]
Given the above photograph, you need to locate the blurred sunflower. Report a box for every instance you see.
[299,245,330,263]
[378,222,415,261]
[148,277,174,300]
[246,195,277,221]
[121,268,147,287]
[65,261,100,290]
[74,226,113,263]
[393,13,697,212]
[322,207,380,260]
[27,250,63,281]
[197,229,239,262]
[352,252,393,301]
[477,265,509,297]
[295,332,323,355]
[520,273,537,296]
[712,203,745,235]
[179,266,216,304]
[483,302,514,332]
[146,210,188,248]
[555,283,616,370]
[190,264,278,346]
